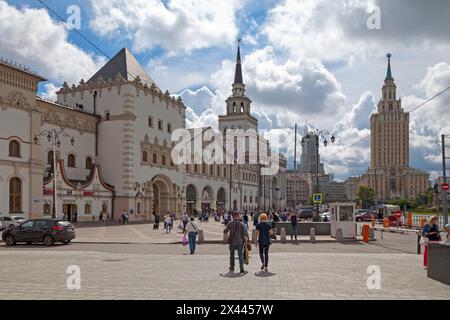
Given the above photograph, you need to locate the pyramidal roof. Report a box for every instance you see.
[88,48,157,88]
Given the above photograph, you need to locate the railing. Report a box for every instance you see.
[0,56,38,75]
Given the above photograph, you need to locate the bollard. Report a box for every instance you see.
[407,212,413,228]
[371,215,376,228]
[363,224,369,243]
[197,229,204,244]
[223,232,229,244]
[417,232,421,255]
[251,229,257,242]
[336,228,343,241]
[310,228,316,242]
[383,218,389,228]
[280,228,286,243]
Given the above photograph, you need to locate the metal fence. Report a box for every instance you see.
[412,215,447,227]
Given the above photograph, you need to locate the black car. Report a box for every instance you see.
[2,219,76,246]
[299,208,315,219]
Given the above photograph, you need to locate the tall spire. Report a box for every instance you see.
[233,39,243,84]
[385,53,394,81]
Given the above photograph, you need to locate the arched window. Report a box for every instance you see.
[153,153,158,164]
[9,177,22,213]
[209,165,214,175]
[244,195,247,203]
[85,157,93,169]
[84,203,91,215]
[9,140,20,158]
[47,151,54,166]
[44,203,51,216]
[102,203,107,213]
[250,196,253,203]
[68,154,76,168]
[162,155,166,166]
[142,152,148,162]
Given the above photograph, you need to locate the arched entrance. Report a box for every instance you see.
[151,175,174,219]
[186,184,197,215]
[217,188,226,210]
[201,186,214,212]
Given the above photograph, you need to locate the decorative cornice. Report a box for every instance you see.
[41,110,96,134]
[0,91,36,112]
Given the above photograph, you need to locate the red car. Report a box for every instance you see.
[355,211,375,222]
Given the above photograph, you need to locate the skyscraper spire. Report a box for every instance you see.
[385,53,394,81]
[234,39,243,84]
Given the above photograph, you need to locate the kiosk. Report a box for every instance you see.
[330,202,356,239]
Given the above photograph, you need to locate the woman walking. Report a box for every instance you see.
[184,217,199,254]
[421,215,441,269]
[255,213,274,272]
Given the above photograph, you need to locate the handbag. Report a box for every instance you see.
[182,235,188,246]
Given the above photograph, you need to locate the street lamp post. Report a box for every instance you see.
[34,129,75,219]
[302,129,335,218]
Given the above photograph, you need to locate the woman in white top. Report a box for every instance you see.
[184,218,199,254]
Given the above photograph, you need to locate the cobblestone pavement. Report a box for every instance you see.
[0,250,448,300]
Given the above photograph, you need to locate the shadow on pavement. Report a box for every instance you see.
[219,271,248,278]
[254,271,277,277]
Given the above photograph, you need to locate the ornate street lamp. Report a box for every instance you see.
[302,129,336,218]
[34,129,75,219]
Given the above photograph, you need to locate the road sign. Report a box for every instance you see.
[395,211,403,218]
[313,193,323,204]
[442,183,449,191]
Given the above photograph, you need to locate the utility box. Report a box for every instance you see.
[330,202,356,239]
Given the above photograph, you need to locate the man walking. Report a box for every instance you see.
[223,211,248,274]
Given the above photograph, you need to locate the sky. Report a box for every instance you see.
[1,0,450,182]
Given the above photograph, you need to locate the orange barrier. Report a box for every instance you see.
[383,218,389,228]
[407,212,413,227]
[363,225,370,243]
[371,215,375,228]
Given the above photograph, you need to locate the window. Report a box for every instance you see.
[142,151,148,162]
[137,203,141,214]
[47,151,54,166]
[162,155,166,166]
[148,117,153,127]
[85,203,91,215]
[85,157,93,169]
[194,164,198,173]
[158,120,163,130]
[9,177,22,213]
[224,167,227,177]
[105,112,110,120]
[9,140,20,157]
[68,154,76,168]
[76,103,84,110]
[210,165,213,175]
[153,153,158,164]
[167,123,172,133]
[202,164,206,174]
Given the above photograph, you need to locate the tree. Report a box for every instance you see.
[356,185,375,209]
[390,199,413,210]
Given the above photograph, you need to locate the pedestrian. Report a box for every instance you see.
[182,212,189,230]
[184,217,199,254]
[243,212,249,229]
[255,213,273,272]
[253,212,259,227]
[445,224,450,245]
[164,215,172,233]
[421,215,441,269]
[121,209,128,225]
[99,212,104,223]
[290,211,298,241]
[223,211,249,274]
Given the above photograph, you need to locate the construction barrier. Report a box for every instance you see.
[371,215,376,228]
[383,218,390,228]
[407,212,413,227]
[363,225,370,243]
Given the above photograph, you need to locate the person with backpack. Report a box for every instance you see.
[184,217,199,254]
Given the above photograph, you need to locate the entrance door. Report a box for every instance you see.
[63,204,78,222]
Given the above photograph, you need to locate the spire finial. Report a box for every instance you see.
[233,39,243,84]
[385,53,394,81]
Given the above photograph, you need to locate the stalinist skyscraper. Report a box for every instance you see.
[361,54,430,202]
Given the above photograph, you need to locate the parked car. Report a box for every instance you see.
[355,211,376,222]
[299,208,315,219]
[0,216,25,230]
[2,219,76,246]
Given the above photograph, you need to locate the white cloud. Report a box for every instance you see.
[0,1,104,84]
[39,83,61,101]
[89,0,242,54]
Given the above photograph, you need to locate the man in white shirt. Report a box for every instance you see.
[184,218,199,254]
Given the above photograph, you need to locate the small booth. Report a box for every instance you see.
[330,202,356,239]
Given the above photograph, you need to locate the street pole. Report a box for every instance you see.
[442,134,448,225]
[316,135,320,218]
[52,132,57,219]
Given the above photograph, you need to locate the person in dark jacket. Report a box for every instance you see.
[421,215,441,269]
[255,213,274,272]
[290,212,298,240]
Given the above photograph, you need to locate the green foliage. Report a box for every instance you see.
[356,185,375,209]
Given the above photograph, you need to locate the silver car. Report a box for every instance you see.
[0,216,25,230]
